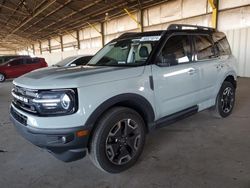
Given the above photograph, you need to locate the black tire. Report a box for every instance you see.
[89,107,146,173]
[213,81,235,118]
[0,73,5,82]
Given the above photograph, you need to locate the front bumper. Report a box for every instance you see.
[10,106,89,162]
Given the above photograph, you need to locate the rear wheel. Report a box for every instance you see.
[0,73,5,82]
[89,107,146,173]
[213,81,235,118]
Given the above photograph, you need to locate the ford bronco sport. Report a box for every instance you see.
[10,24,237,173]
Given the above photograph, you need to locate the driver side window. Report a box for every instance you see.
[159,35,192,66]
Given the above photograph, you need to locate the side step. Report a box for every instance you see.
[153,105,198,130]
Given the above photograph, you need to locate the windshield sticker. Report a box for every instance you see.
[140,36,161,42]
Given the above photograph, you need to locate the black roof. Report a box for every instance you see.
[167,24,215,31]
[115,24,217,41]
[117,30,165,40]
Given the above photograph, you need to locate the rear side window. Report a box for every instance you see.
[32,58,41,63]
[160,35,192,66]
[194,35,216,60]
[212,32,231,56]
[24,58,33,64]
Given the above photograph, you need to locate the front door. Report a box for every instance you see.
[152,34,200,119]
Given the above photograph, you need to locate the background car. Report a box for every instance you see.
[53,55,93,67]
[0,57,47,82]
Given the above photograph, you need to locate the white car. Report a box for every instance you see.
[53,55,93,67]
[10,24,237,173]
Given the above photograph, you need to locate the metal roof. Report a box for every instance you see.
[0,0,168,51]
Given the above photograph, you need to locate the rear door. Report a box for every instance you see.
[24,58,43,72]
[152,34,201,118]
[192,34,222,103]
[23,58,34,73]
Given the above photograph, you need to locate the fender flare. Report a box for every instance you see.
[221,71,237,88]
[85,93,155,132]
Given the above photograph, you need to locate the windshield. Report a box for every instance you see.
[55,56,77,67]
[87,36,161,66]
[1,58,16,65]
[0,56,21,64]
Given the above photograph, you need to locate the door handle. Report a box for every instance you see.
[187,68,198,75]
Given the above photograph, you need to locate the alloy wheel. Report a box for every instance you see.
[105,119,141,165]
[0,74,5,82]
[221,87,234,114]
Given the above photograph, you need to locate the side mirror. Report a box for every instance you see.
[155,55,163,64]
[156,55,170,67]
[70,63,76,67]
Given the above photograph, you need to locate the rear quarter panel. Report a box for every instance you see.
[215,55,237,97]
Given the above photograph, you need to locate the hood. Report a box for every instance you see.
[13,65,145,89]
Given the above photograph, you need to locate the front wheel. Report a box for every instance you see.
[214,81,235,118]
[0,73,5,82]
[89,107,146,173]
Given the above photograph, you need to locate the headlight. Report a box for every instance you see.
[32,89,77,116]
[61,93,71,110]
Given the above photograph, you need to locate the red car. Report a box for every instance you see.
[0,57,47,82]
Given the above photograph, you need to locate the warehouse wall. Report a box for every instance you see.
[0,50,16,55]
[21,0,250,77]
[226,27,250,77]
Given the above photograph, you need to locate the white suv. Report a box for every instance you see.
[10,24,237,173]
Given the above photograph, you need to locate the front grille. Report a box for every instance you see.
[10,106,27,126]
[12,85,38,114]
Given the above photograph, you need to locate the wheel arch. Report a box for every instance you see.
[85,93,155,146]
[224,74,237,88]
[0,72,6,82]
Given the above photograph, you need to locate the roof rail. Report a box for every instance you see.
[167,24,215,31]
